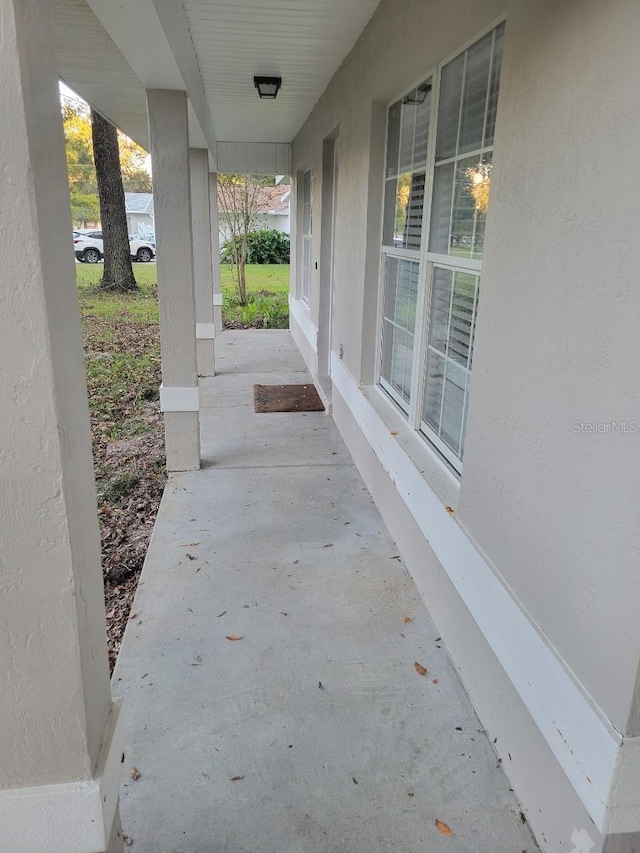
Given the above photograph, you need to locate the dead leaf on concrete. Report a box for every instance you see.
[225,635,244,641]
[408,792,415,798]
[323,543,334,548]
[181,542,200,547]
[435,819,454,837]
[230,775,245,782]
[414,661,428,676]
[130,766,141,781]
[403,616,413,624]
[432,678,439,684]
[444,505,455,515]
[216,611,227,618]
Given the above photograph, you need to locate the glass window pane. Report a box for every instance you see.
[412,88,431,168]
[427,267,453,352]
[436,53,464,161]
[380,257,419,407]
[422,268,478,463]
[429,162,454,254]
[423,350,445,433]
[405,172,425,250]
[386,101,401,178]
[398,102,415,174]
[458,31,492,155]
[470,152,492,259]
[450,156,479,259]
[382,178,398,247]
[439,360,468,457]
[484,23,505,148]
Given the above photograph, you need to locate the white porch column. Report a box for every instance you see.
[189,149,216,376]
[147,90,200,471]
[209,172,224,333]
[0,1,124,851]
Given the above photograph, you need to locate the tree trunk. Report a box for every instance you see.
[91,109,137,292]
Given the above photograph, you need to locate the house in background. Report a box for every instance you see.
[217,184,290,248]
[124,191,154,237]
[5,1,640,851]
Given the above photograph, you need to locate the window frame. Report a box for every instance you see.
[300,169,312,304]
[375,17,505,474]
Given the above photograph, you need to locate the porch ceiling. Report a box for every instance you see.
[51,0,380,160]
[183,0,381,143]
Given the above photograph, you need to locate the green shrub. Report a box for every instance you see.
[221,230,290,264]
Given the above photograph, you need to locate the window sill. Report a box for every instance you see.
[363,383,461,511]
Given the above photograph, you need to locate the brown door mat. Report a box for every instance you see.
[253,383,325,413]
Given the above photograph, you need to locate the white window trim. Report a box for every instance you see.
[375,17,505,476]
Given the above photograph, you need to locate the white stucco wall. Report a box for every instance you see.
[290,0,640,847]
[461,0,640,736]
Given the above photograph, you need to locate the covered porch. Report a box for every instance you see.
[5,0,640,851]
[113,329,536,851]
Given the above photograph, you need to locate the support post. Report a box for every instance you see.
[209,172,224,333]
[189,149,216,376]
[0,1,123,850]
[147,90,200,471]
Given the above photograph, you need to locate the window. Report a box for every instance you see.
[379,82,432,410]
[301,170,312,302]
[377,22,505,472]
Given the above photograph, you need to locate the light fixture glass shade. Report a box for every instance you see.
[254,76,282,99]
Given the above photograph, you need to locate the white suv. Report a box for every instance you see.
[74,230,156,263]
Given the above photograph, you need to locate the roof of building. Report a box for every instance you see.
[125,192,154,214]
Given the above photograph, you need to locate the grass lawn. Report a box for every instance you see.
[77,262,290,327]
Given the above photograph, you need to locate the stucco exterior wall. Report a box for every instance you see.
[292,0,506,379]
[290,0,640,847]
[460,0,640,735]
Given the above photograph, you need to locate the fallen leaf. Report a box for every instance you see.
[128,613,137,620]
[216,611,227,618]
[435,819,454,837]
[130,766,141,781]
[403,616,413,624]
[432,678,439,684]
[181,542,200,547]
[226,635,244,641]
[390,431,398,436]
[230,775,244,782]
[408,792,415,798]
[106,607,116,619]
[352,776,359,785]
[323,543,333,548]
[444,505,455,515]
[414,661,428,676]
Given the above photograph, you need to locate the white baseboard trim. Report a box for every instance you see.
[0,698,125,853]
[288,296,317,351]
[330,353,640,836]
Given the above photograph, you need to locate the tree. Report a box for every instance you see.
[91,109,137,292]
[61,95,152,226]
[218,175,272,305]
[70,193,100,228]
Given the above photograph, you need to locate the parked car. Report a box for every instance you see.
[73,230,156,263]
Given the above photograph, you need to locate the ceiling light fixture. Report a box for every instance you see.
[254,76,282,100]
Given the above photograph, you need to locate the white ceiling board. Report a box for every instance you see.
[184,0,382,142]
[52,0,150,150]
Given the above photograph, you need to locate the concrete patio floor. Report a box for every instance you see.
[113,330,538,853]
